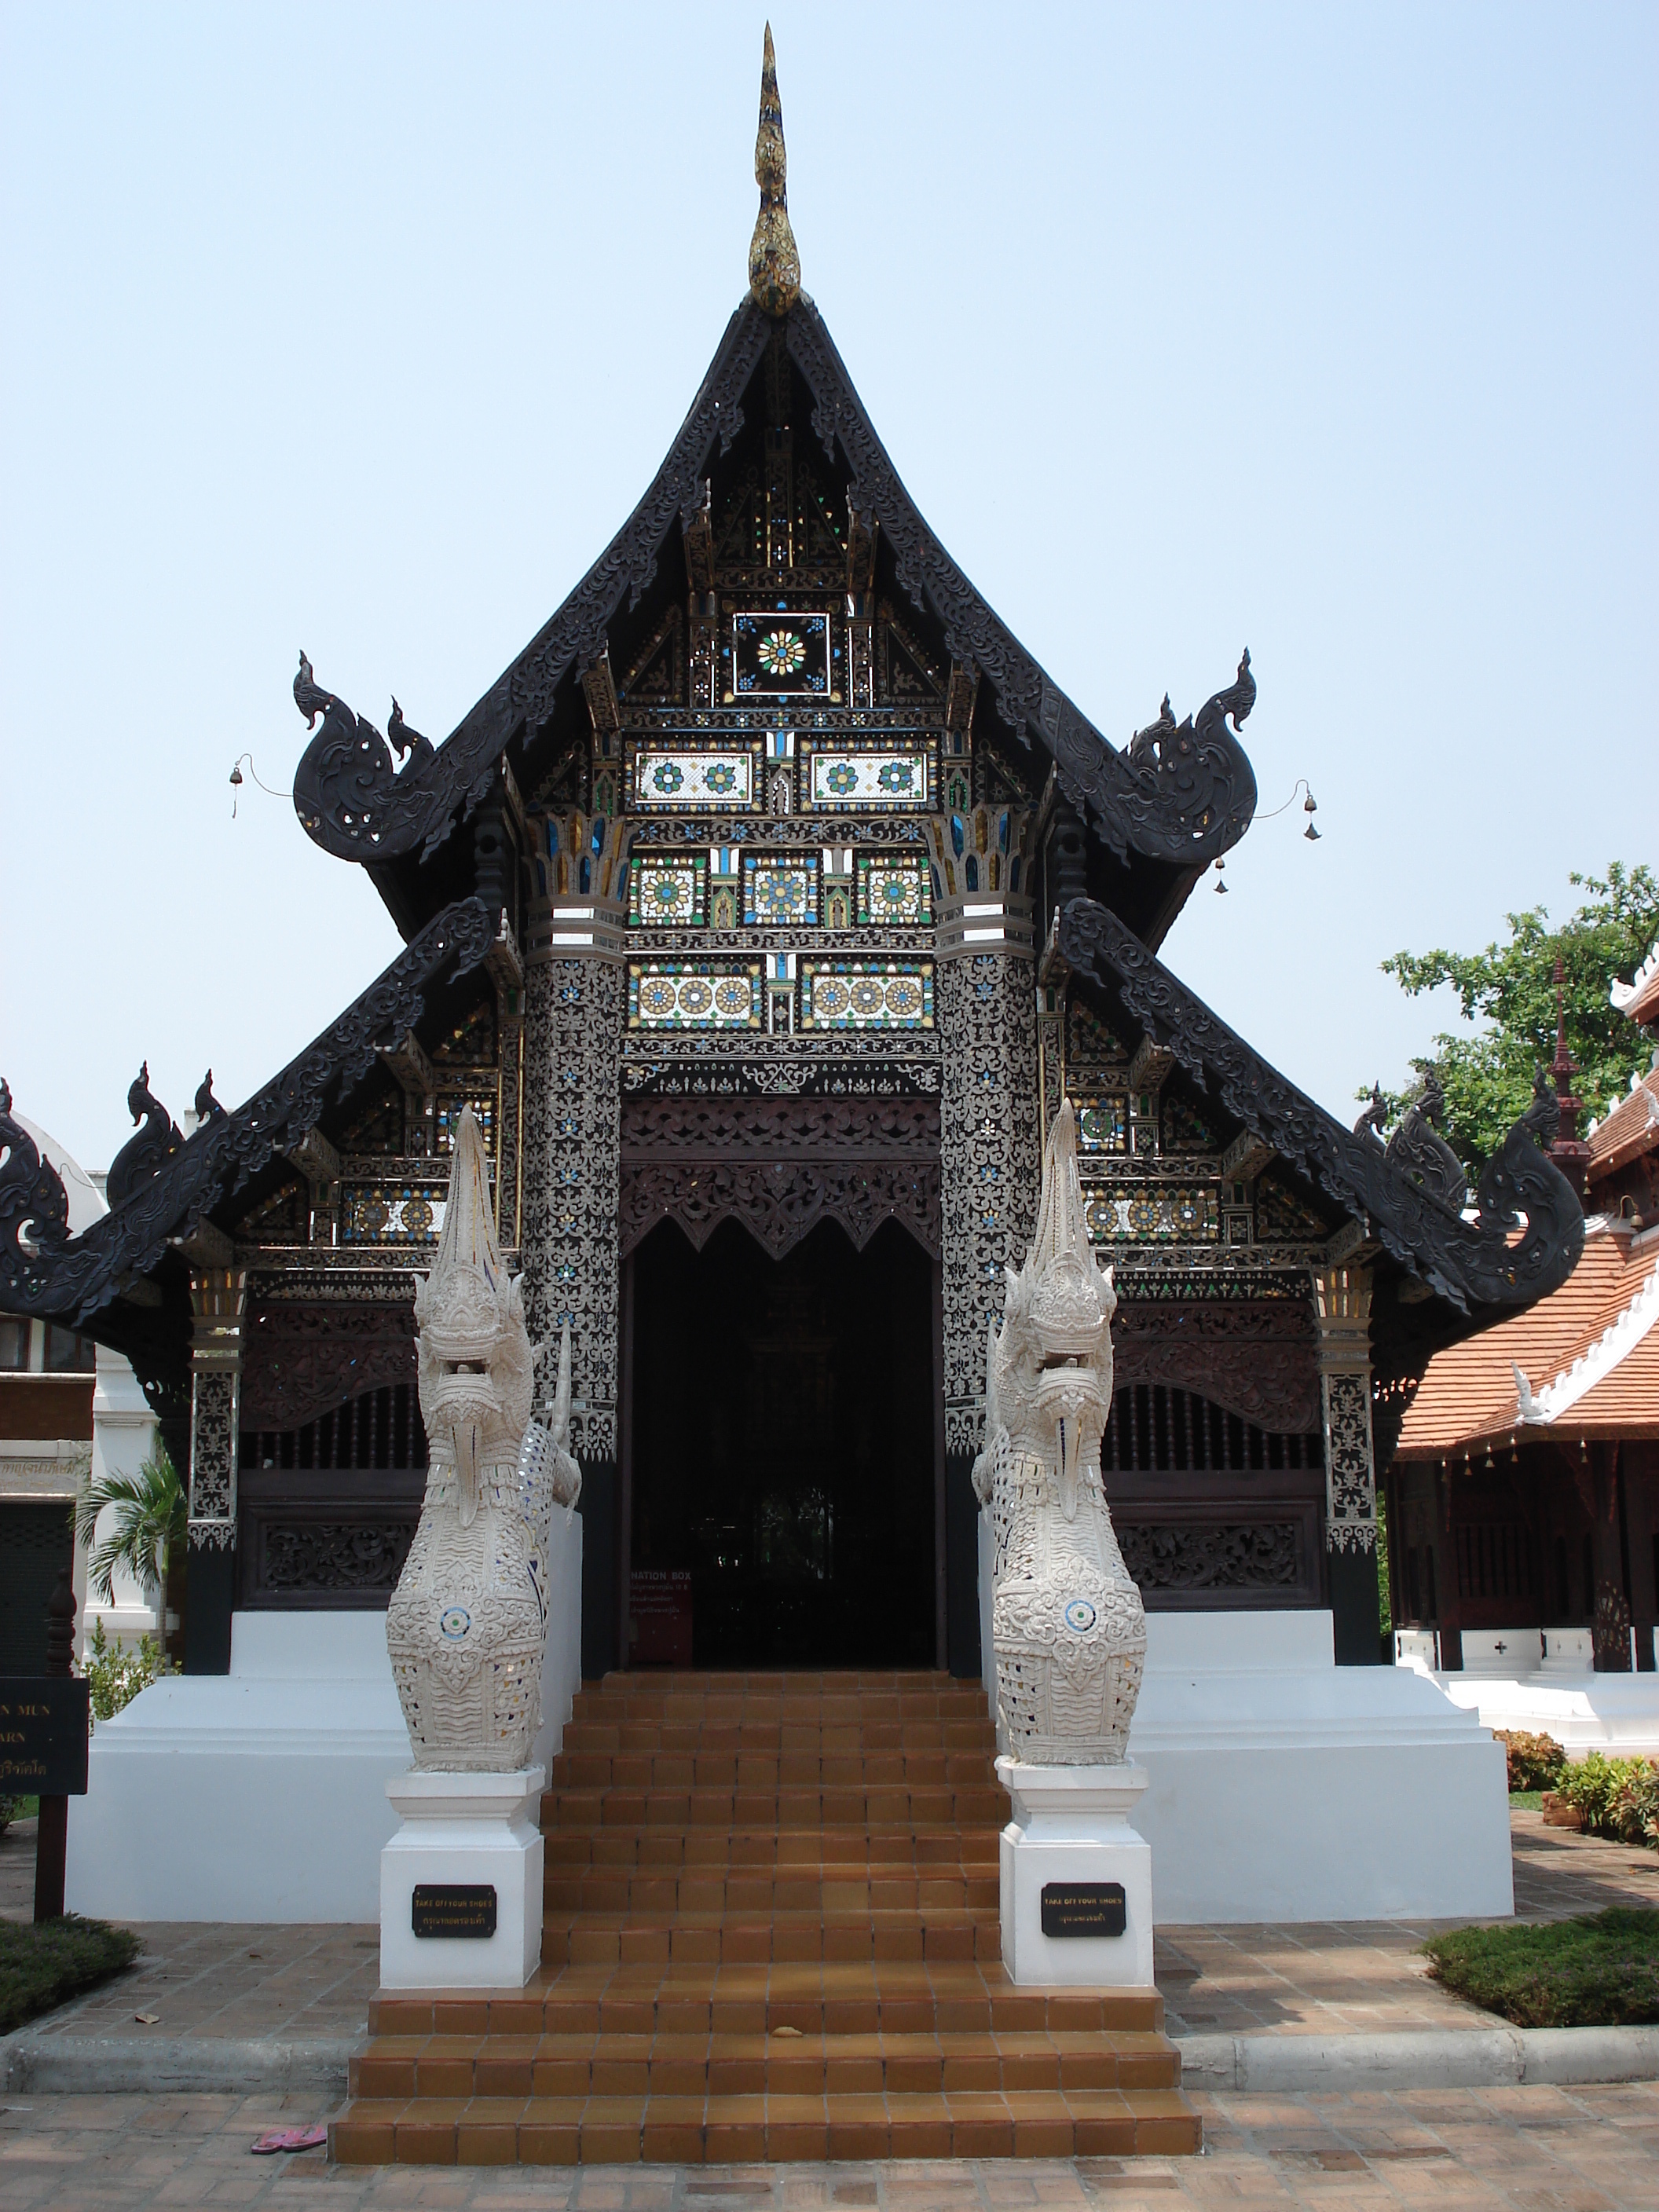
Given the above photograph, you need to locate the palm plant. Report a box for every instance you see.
[77,1445,187,1605]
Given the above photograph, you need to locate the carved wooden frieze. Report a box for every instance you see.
[1111,1300,1320,1438]
[620,1156,939,1261]
[621,1097,939,1157]
[240,1303,418,1434]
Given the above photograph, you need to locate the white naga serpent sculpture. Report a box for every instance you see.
[973,1099,1146,1765]
[386,1107,580,1772]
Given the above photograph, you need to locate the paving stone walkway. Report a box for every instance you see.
[0,2082,1654,2207]
[4,1811,1655,2053]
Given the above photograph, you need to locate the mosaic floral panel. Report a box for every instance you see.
[855,853,931,925]
[804,746,934,811]
[1258,1174,1331,1240]
[1076,1097,1127,1154]
[1082,1185,1219,1243]
[340,1181,450,1246]
[628,962,763,1031]
[729,610,831,698]
[800,961,934,1031]
[1164,1091,1222,1153]
[629,747,758,811]
[629,855,708,927]
[743,855,819,925]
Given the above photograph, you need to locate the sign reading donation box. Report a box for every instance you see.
[1040,1881,1127,1939]
[0,1679,90,1796]
[631,1569,694,1668]
[411,1884,498,1939]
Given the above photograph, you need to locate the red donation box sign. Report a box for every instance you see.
[630,1570,693,1668]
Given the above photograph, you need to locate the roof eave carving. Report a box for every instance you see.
[1058,896,1586,1320]
[290,298,1258,884]
[0,898,497,1331]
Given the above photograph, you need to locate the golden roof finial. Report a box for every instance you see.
[748,24,800,317]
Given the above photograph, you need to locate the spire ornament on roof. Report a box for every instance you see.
[748,24,800,317]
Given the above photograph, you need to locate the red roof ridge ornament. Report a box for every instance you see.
[748,24,800,317]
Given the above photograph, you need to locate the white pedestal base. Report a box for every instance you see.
[379,1767,545,1990]
[995,1758,1154,1987]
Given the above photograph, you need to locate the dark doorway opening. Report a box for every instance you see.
[628,1216,936,1668]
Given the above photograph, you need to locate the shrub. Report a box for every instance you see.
[0,1917,142,2036]
[0,1796,24,1837]
[1554,1752,1659,1849]
[1496,1729,1566,1792]
[1423,1907,1659,2027]
[80,1618,170,1727]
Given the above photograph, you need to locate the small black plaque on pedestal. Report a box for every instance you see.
[1040,1881,1126,1938]
[411,1884,498,1938]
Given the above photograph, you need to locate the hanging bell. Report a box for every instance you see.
[1214,858,1228,895]
[229,764,244,787]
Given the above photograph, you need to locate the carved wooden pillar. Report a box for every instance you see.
[1313,1264,1382,1664]
[521,811,629,1675]
[185,1266,247,1674]
[932,810,1040,1675]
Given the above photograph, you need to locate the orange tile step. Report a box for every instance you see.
[352,2025,1182,2102]
[540,1908,1003,1967]
[368,1963,1170,2041]
[544,1787,1009,1829]
[544,1866,1000,1912]
[331,2086,1200,2165]
[551,1752,998,1788]
[542,1828,1000,1872]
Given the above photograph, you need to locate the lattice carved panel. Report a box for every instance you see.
[521,961,623,1459]
[1111,1302,1320,1437]
[621,1098,939,1158]
[938,954,1040,1454]
[240,1303,417,1434]
[620,1157,939,1262]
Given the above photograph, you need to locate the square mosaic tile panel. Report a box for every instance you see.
[629,854,708,927]
[855,852,932,925]
[727,610,833,698]
[629,745,758,810]
[803,743,934,811]
[743,854,819,925]
[800,960,934,1030]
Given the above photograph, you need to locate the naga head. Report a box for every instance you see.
[413,1106,532,1526]
[991,1100,1116,1521]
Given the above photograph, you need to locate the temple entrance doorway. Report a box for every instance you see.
[623,1216,939,1670]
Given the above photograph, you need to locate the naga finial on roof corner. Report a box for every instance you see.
[748,24,800,317]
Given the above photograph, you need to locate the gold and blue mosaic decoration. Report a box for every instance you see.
[743,853,819,925]
[727,610,833,699]
[800,738,935,812]
[1083,1186,1218,1243]
[629,855,708,927]
[628,962,762,1030]
[855,853,931,926]
[800,961,934,1031]
[1076,1097,1127,1154]
[628,741,761,811]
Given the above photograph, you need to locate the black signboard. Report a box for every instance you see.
[411,1884,498,1938]
[1041,1881,1127,1939]
[0,1679,90,1795]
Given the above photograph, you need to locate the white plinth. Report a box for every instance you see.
[995,1758,1154,1987]
[379,1767,545,1990]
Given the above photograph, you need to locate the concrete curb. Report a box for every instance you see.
[1177,2024,1659,2093]
[0,2034,357,2097]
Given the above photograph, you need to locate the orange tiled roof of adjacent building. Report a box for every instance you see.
[1588,1064,1659,1181]
[1395,1221,1659,1456]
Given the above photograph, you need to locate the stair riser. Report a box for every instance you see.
[540,1924,1004,1967]
[552,1757,997,1787]
[544,1877,1001,1912]
[353,2053,1181,2099]
[547,1792,1009,1829]
[544,1834,1001,1871]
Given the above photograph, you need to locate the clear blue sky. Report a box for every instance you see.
[2,2,1654,1174]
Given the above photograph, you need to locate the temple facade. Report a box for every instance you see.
[0,60,1588,1709]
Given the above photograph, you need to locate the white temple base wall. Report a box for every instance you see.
[1419,1668,1659,1762]
[996,1760,1155,1987]
[65,1511,582,1923]
[379,1768,544,1990]
[978,1517,1513,1923]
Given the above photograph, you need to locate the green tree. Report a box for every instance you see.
[76,1445,186,1606]
[1373,864,1659,1169]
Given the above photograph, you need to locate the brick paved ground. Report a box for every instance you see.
[0,2083,1655,2207]
[5,1810,1654,2052]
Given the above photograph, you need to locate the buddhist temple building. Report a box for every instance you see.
[0,35,1599,1927]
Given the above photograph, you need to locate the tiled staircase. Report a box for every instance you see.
[331,1672,1199,2164]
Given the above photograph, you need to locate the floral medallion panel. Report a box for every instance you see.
[628,741,763,811]
[629,855,708,928]
[339,1174,450,1247]
[1082,1185,1220,1244]
[743,853,819,926]
[628,962,764,1031]
[800,738,935,812]
[727,610,833,700]
[800,961,935,1031]
[1075,1097,1128,1154]
[855,852,932,926]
